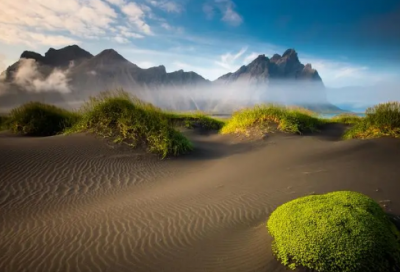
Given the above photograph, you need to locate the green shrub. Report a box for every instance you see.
[221,104,323,135]
[7,102,79,136]
[69,91,193,158]
[331,113,363,125]
[344,102,400,139]
[267,191,400,272]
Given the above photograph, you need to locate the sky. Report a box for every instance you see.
[0,0,399,94]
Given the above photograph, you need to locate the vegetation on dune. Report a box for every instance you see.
[165,111,225,130]
[68,91,193,158]
[344,102,400,139]
[0,115,10,131]
[331,113,363,125]
[267,191,400,272]
[221,104,324,135]
[7,102,79,136]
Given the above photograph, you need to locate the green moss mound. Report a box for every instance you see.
[267,191,400,272]
[7,102,79,136]
[344,102,400,139]
[221,104,323,135]
[69,92,193,158]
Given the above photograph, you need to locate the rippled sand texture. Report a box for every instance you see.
[1,131,400,272]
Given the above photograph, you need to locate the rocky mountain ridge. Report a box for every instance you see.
[0,45,343,113]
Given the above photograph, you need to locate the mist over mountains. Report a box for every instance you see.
[0,45,343,113]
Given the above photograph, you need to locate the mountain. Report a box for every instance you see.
[0,45,343,113]
[216,49,323,84]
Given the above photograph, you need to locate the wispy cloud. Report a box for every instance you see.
[121,2,153,34]
[215,47,248,70]
[300,56,383,87]
[203,0,243,26]
[147,0,183,13]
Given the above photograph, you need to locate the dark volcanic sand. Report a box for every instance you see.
[1,128,400,272]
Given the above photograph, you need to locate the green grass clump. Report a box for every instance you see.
[267,191,400,272]
[0,115,10,131]
[331,113,363,125]
[344,102,400,139]
[7,102,80,136]
[221,104,323,135]
[69,91,193,158]
[165,112,225,130]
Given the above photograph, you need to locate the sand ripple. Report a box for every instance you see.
[1,133,400,272]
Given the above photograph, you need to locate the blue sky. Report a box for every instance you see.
[0,0,399,92]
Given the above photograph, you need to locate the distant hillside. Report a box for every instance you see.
[0,45,344,113]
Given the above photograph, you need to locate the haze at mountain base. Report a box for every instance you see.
[0,45,344,113]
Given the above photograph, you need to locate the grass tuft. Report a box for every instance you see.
[267,191,400,272]
[7,102,79,136]
[221,104,324,135]
[68,90,193,158]
[344,102,400,139]
[331,113,363,125]
[165,111,225,130]
[0,114,10,131]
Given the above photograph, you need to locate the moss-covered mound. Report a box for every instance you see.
[344,102,400,139]
[70,92,193,158]
[267,191,400,272]
[221,104,323,135]
[7,102,79,136]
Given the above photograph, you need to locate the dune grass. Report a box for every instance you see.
[165,111,225,130]
[221,104,324,135]
[6,102,80,136]
[267,191,400,272]
[344,102,400,139]
[331,113,363,125]
[0,114,9,131]
[67,91,193,158]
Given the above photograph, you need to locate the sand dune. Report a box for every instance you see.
[1,130,400,272]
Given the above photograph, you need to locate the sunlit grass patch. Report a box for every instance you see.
[344,102,400,139]
[221,104,324,136]
[67,90,193,158]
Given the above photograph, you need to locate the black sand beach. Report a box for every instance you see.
[1,128,400,272]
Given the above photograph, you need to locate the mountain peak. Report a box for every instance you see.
[20,51,45,62]
[271,54,282,62]
[282,48,297,58]
[96,49,127,62]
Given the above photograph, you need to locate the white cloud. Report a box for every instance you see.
[147,0,183,13]
[220,1,242,26]
[300,56,381,87]
[161,22,184,33]
[215,47,247,70]
[104,0,126,5]
[203,3,215,19]
[13,58,72,93]
[0,0,155,47]
[243,52,260,64]
[121,2,153,34]
[204,0,243,26]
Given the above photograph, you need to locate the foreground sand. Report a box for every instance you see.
[1,128,400,272]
